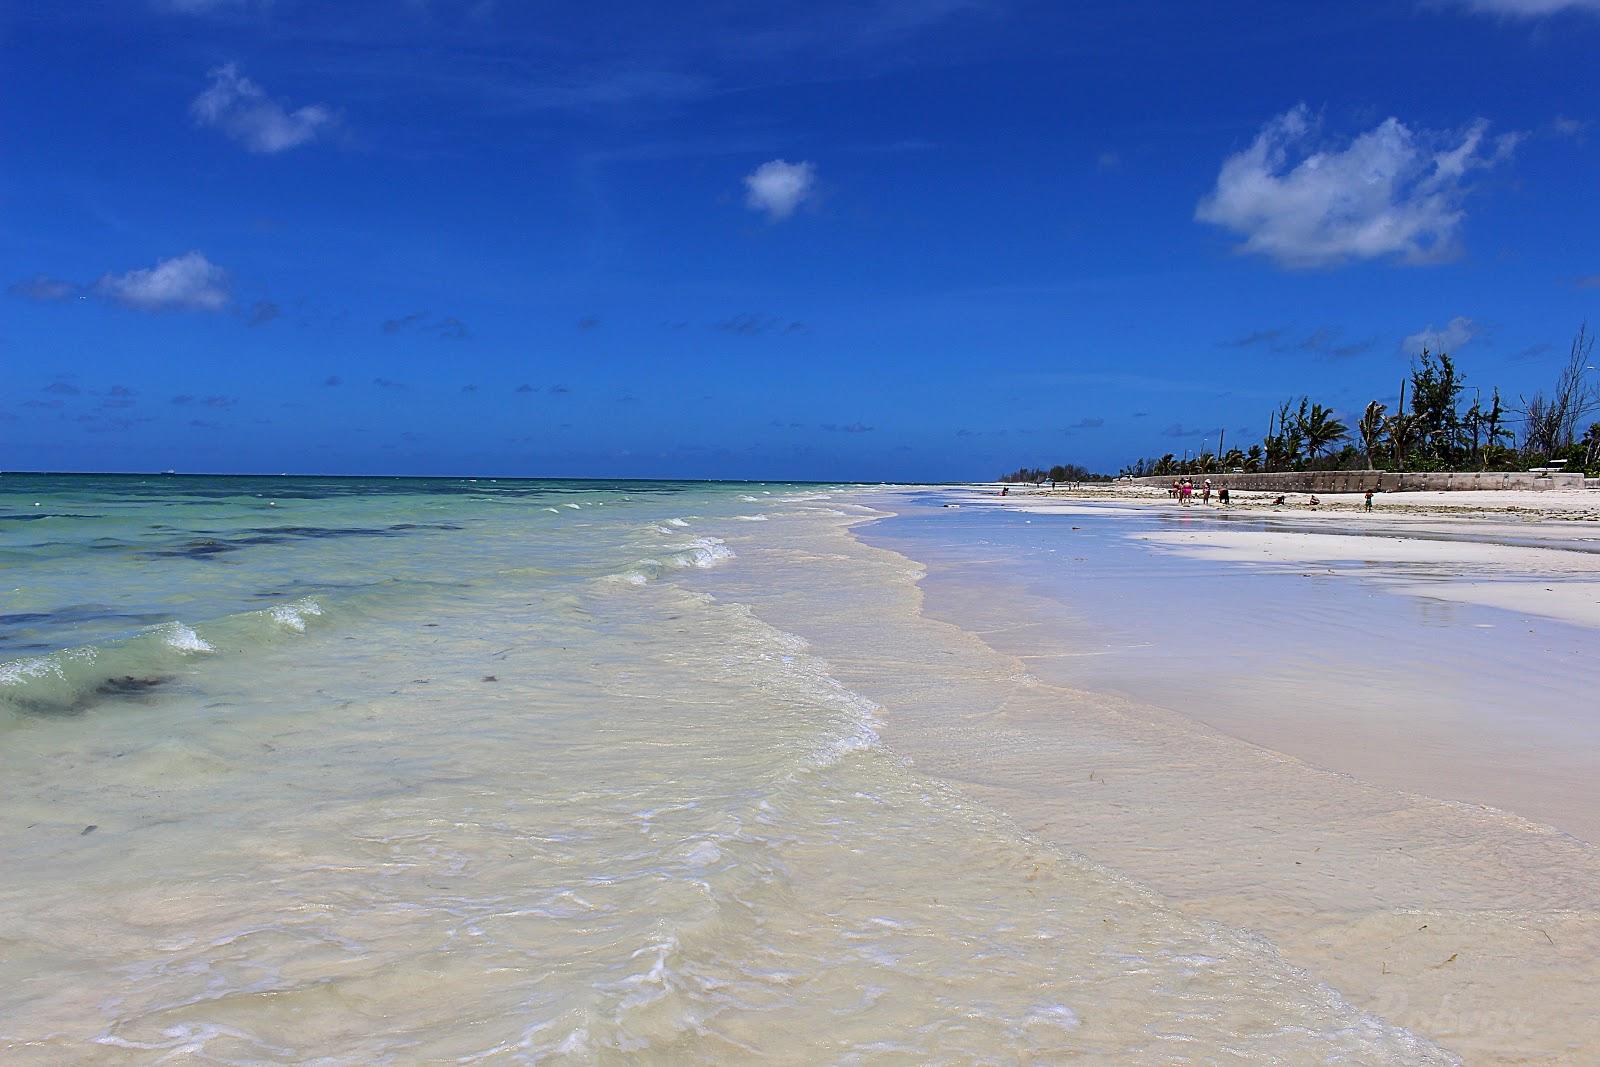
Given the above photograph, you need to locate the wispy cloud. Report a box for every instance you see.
[247,300,280,326]
[1220,328,1285,348]
[1295,326,1375,359]
[101,385,138,409]
[1224,325,1374,359]
[372,378,407,390]
[1063,417,1105,430]
[171,394,237,408]
[433,316,469,340]
[191,64,334,154]
[821,421,873,433]
[1447,0,1600,15]
[1552,116,1589,140]
[382,312,426,334]
[744,160,816,221]
[1162,423,1222,439]
[94,251,230,311]
[1401,315,1476,354]
[715,313,809,335]
[8,275,77,301]
[381,311,468,339]
[1196,105,1518,268]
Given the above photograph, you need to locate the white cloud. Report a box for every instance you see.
[1402,315,1476,355]
[743,159,816,221]
[93,252,230,311]
[191,64,333,154]
[1195,105,1518,268]
[1451,0,1600,14]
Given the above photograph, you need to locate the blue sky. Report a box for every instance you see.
[4,0,1599,480]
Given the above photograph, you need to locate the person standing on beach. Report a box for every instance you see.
[1364,490,1373,512]
[1202,478,1212,505]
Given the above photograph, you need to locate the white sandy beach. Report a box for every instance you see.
[1007,483,1600,626]
[712,485,1600,1065]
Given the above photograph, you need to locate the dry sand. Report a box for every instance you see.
[995,479,1600,520]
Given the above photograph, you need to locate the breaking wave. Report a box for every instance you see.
[1,597,328,720]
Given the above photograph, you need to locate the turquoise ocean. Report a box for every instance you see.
[0,474,1451,1063]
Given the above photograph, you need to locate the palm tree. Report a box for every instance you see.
[1387,411,1416,469]
[1357,401,1387,466]
[1300,402,1349,460]
[1244,444,1263,472]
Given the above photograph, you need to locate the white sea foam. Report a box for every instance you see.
[739,494,760,502]
[0,646,97,689]
[159,622,215,654]
[565,503,581,510]
[675,537,735,569]
[736,514,769,522]
[0,655,63,687]
[269,597,324,633]
[666,518,690,527]
[602,538,735,588]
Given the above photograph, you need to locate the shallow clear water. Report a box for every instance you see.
[0,475,1453,1063]
[858,494,1600,841]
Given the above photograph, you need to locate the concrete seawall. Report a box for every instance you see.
[1130,470,1593,492]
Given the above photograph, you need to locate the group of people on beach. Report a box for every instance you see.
[1170,479,1376,512]
[1169,477,1229,507]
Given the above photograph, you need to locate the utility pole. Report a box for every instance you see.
[1395,378,1407,472]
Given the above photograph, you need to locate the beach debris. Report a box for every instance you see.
[80,824,97,836]
[482,674,498,682]
[1431,952,1459,968]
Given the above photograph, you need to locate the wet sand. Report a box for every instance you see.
[719,489,1600,1064]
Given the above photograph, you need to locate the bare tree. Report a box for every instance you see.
[1521,323,1600,457]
